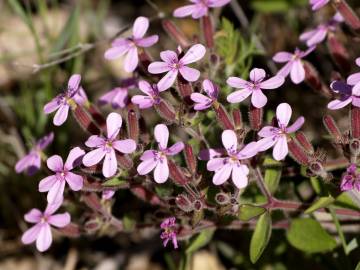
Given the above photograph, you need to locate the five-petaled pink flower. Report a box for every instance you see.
[256,103,305,161]
[15,132,54,175]
[190,79,219,110]
[137,124,184,183]
[300,13,343,47]
[206,130,258,188]
[21,200,70,252]
[39,147,85,204]
[44,74,87,126]
[148,44,206,91]
[160,217,178,249]
[273,47,316,84]
[227,68,285,108]
[82,112,136,178]
[173,0,231,19]
[104,16,159,73]
[309,0,329,11]
[131,80,164,109]
[340,164,360,192]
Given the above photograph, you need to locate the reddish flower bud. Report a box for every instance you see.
[248,104,263,131]
[177,76,193,104]
[154,99,177,123]
[351,106,360,139]
[127,108,139,143]
[215,192,230,205]
[333,0,360,31]
[184,144,197,175]
[201,15,214,48]
[168,160,189,185]
[175,194,194,212]
[73,106,101,135]
[193,200,203,211]
[288,139,310,165]
[82,193,103,212]
[131,185,164,206]
[327,33,351,73]
[87,104,106,131]
[232,109,243,130]
[323,115,343,143]
[84,218,101,234]
[304,61,332,98]
[116,153,133,170]
[162,19,190,48]
[57,223,81,238]
[214,103,234,130]
[138,49,153,71]
[295,131,314,154]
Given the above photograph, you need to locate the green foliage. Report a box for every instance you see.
[263,157,282,194]
[186,228,215,254]
[122,213,136,232]
[238,204,266,221]
[304,196,335,214]
[250,212,272,263]
[102,178,127,187]
[215,18,260,80]
[251,0,308,13]
[287,218,337,253]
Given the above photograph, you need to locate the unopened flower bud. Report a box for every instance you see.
[333,0,360,31]
[351,106,360,139]
[201,15,214,48]
[168,160,189,185]
[73,106,101,135]
[232,109,243,130]
[295,131,314,154]
[323,115,343,143]
[215,192,230,205]
[177,76,193,104]
[213,103,234,130]
[288,139,310,165]
[304,61,332,98]
[87,104,106,131]
[162,19,190,48]
[249,104,263,131]
[154,99,176,123]
[184,144,197,175]
[127,109,139,143]
[175,194,194,212]
[193,200,203,211]
[327,33,351,72]
[116,153,133,170]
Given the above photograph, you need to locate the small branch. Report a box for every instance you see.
[254,167,273,202]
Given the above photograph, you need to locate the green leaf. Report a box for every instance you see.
[251,0,289,13]
[250,212,272,263]
[287,218,337,253]
[122,213,136,232]
[102,178,127,187]
[263,157,282,194]
[238,204,266,221]
[305,196,335,214]
[355,260,360,270]
[345,238,358,254]
[186,228,215,254]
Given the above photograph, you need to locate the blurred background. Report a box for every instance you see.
[0,0,359,269]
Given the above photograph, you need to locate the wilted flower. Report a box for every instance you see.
[82,113,137,178]
[137,124,184,183]
[39,147,85,204]
[44,74,87,126]
[131,80,163,109]
[173,0,231,19]
[273,47,316,84]
[104,16,159,72]
[309,0,330,11]
[190,79,219,110]
[21,200,70,252]
[300,13,344,47]
[227,68,284,108]
[257,103,305,161]
[327,80,360,110]
[340,164,360,192]
[160,217,178,249]
[148,44,206,91]
[15,132,54,175]
[206,130,258,188]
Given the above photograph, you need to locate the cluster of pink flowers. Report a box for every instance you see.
[17,0,360,253]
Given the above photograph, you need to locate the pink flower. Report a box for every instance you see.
[102,190,115,200]
[15,132,54,175]
[190,79,219,110]
[148,44,206,91]
[21,200,70,252]
[256,103,305,161]
[82,113,136,178]
[160,217,178,249]
[346,57,360,93]
[340,164,360,192]
[327,80,360,110]
[104,17,159,73]
[99,87,129,109]
[131,80,163,109]
[226,68,285,108]
[206,130,258,188]
[273,47,316,84]
[44,74,86,126]
[300,13,343,47]
[173,0,231,19]
[39,147,85,204]
[137,124,184,183]
[309,0,330,11]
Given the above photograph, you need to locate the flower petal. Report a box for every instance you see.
[327,98,352,110]
[347,72,360,85]
[82,148,106,167]
[138,80,153,95]
[237,142,258,159]
[249,68,266,82]
[157,70,178,91]
[221,130,237,151]
[203,79,218,98]
[227,88,252,103]
[36,223,52,252]
[113,139,137,154]
[154,124,169,149]
[232,164,249,189]
[65,147,85,170]
[24,209,42,223]
[258,126,277,137]
[273,52,293,63]
[47,155,63,172]
[132,16,149,39]
[39,175,58,192]
[68,74,81,91]
[102,150,117,178]
[47,179,66,204]
[180,44,206,65]
[276,103,292,127]
[106,112,122,139]
[44,98,61,114]
[131,95,154,109]
[207,158,226,171]
[154,159,169,183]
[208,0,231,7]
[260,75,285,89]
[21,224,41,245]
[85,135,105,148]
[124,47,139,73]
[290,60,305,84]
[160,50,178,63]
[53,104,69,126]
[286,116,305,133]
[136,35,159,47]
[251,90,268,108]
[47,213,71,228]
[277,62,293,77]
[226,77,248,88]
[256,136,277,152]
[148,61,171,74]
[65,172,83,191]
[212,163,232,185]
[137,158,158,175]
[179,66,200,82]
[166,142,185,155]
[173,4,198,18]
[273,136,288,161]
